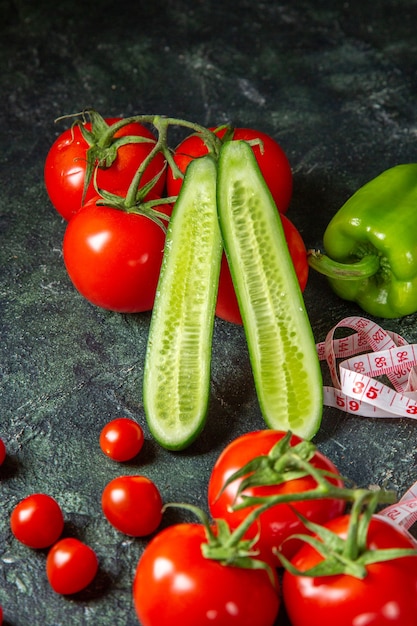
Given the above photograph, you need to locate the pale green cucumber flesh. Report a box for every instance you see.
[143,155,222,450]
[217,140,323,440]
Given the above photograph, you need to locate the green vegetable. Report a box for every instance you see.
[217,140,323,440]
[308,164,417,318]
[143,155,222,450]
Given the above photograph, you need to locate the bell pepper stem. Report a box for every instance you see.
[308,249,380,280]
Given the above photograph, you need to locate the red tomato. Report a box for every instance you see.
[208,430,345,566]
[216,213,309,324]
[10,493,64,549]
[133,522,280,626]
[45,118,166,221]
[46,537,98,595]
[99,417,144,462]
[0,605,2,624]
[167,127,293,213]
[63,197,172,312]
[101,475,163,537]
[283,515,417,626]
[0,438,6,466]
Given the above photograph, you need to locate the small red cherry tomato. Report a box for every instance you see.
[46,537,98,595]
[99,417,145,462]
[101,475,163,536]
[63,196,172,313]
[45,118,166,221]
[10,494,64,549]
[216,213,309,324]
[0,438,6,466]
[208,430,345,566]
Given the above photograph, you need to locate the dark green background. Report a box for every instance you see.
[1,1,417,624]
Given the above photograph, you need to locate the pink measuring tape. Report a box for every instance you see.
[318,315,417,533]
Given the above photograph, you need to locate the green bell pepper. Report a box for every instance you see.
[308,163,417,319]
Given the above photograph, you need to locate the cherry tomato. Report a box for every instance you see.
[45,118,166,221]
[216,213,309,324]
[0,605,3,624]
[133,522,280,626]
[10,493,64,549]
[63,197,172,312]
[99,417,144,462]
[208,430,345,566]
[0,438,6,465]
[283,515,417,626]
[167,127,293,213]
[101,475,163,536]
[46,537,98,595]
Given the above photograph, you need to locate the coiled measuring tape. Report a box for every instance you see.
[318,315,417,419]
[318,315,417,532]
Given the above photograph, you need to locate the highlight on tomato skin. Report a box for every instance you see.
[208,430,345,566]
[99,417,145,462]
[10,493,65,549]
[167,126,293,214]
[133,521,280,626]
[282,514,417,626]
[46,537,99,595]
[44,118,167,221]
[101,475,163,537]
[62,196,172,313]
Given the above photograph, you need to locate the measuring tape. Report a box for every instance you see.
[318,315,417,419]
[318,315,417,532]
[377,482,417,533]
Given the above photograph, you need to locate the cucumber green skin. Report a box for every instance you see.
[143,155,222,450]
[217,140,323,440]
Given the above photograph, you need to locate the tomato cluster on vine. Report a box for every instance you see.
[44,111,307,323]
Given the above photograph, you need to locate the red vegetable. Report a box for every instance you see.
[208,430,345,565]
[101,475,163,536]
[46,537,98,595]
[45,116,166,221]
[133,522,280,626]
[283,514,417,626]
[10,493,64,549]
[167,126,293,213]
[99,417,144,462]
[62,196,172,313]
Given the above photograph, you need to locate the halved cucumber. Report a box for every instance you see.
[143,155,222,450]
[217,140,322,439]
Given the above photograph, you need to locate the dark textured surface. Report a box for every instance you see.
[1,0,417,624]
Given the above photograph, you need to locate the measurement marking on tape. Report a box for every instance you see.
[319,316,417,533]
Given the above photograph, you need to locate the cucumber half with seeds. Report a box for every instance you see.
[143,155,222,450]
[217,140,322,440]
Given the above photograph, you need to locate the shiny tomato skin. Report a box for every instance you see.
[208,430,345,566]
[10,493,64,549]
[101,475,163,537]
[45,119,166,221]
[46,537,98,595]
[63,197,172,313]
[167,127,293,213]
[216,213,309,324]
[99,417,144,462]
[133,522,280,626]
[283,515,417,626]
